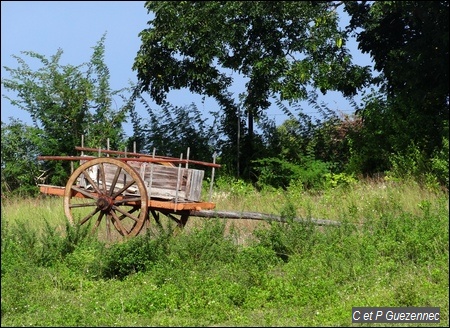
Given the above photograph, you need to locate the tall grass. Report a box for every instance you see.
[1,180,448,326]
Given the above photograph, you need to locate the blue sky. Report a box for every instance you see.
[1,1,373,136]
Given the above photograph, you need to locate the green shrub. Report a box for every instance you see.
[386,141,449,191]
[38,220,92,267]
[101,227,172,280]
[252,157,302,189]
[323,172,358,189]
[430,134,449,189]
[253,157,331,190]
[214,175,255,196]
[169,219,238,269]
[254,203,317,262]
[296,159,331,190]
[1,219,38,276]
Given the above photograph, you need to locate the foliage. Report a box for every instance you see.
[253,155,331,191]
[135,1,370,106]
[312,112,364,173]
[1,120,43,195]
[213,175,255,197]
[1,217,92,278]
[2,1,449,197]
[344,90,392,175]
[430,130,449,189]
[100,227,171,280]
[168,220,239,270]
[129,97,221,163]
[269,99,365,178]
[345,1,449,172]
[384,133,449,192]
[272,101,317,164]
[83,35,130,150]
[252,157,302,190]
[1,34,130,189]
[386,143,429,182]
[133,1,371,177]
[38,219,93,267]
[254,203,318,262]
[323,172,358,189]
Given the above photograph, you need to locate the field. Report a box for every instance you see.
[1,178,449,326]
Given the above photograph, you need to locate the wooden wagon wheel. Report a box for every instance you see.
[64,157,148,240]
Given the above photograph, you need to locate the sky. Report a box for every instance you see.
[1,1,374,137]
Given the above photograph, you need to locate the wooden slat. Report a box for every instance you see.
[186,169,204,200]
[39,184,65,196]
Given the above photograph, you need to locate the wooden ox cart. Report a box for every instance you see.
[38,141,220,241]
[38,139,341,242]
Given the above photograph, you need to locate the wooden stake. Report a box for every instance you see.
[147,148,156,200]
[175,153,183,212]
[209,152,216,202]
[81,135,84,156]
[185,147,190,169]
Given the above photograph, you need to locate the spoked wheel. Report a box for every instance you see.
[64,158,148,241]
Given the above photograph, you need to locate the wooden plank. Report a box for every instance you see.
[149,200,216,211]
[138,163,204,202]
[186,169,204,200]
[39,184,65,196]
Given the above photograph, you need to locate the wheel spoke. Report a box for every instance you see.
[109,166,122,196]
[110,211,128,236]
[71,186,99,200]
[99,163,107,193]
[82,168,103,195]
[91,211,104,233]
[69,201,97,208]
[79,207,101,225]
[116,206,139,221]
[111,179,137,198]
[106,214,112,240]
[114,197,143,204]
[113,205,141,222]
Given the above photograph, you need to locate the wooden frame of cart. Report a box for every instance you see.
[38,139,220,241]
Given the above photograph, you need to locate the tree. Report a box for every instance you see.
[345,1,449,159]
[2,34,131,187]
[130,98,221,162]
[133,1,372,178]
[1,119,43,195]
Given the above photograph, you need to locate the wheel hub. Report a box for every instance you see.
[97,196,113,211]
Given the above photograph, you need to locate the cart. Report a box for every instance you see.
[38,138,342,242]
[37,140,220,241]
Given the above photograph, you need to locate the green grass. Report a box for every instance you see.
[1,179,449,326]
